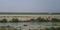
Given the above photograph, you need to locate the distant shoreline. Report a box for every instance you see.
[0,12,60,15]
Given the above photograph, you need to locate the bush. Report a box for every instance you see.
[0,19,7,23]
[56,27,60,30]
[12,18,19,22]
[51,18,60,22]
[36,17,48,22]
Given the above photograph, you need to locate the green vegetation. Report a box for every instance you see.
[0,17,60,22]
[51,18,60,22]
[36,17,49,22]
[0,19,7,23]
[0,26,18,30]
[30,17,60,22]
[0,26,60,30]
[10,18,19,22]
[30,17,50,22]
[45,27,60,30]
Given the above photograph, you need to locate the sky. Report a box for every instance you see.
[0,0,60,13]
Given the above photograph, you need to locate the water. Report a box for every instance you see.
[0,22,60,27]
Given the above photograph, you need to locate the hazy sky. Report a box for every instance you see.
[0,0,60,13]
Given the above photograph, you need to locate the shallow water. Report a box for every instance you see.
[0,22,60,27]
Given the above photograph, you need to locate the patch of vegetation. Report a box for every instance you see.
[45,27,60,30]
[10,18,19,22]
[0,26,18,30]
[0,19,7,23]
[51,18,60,22]
[0,17,60,22]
